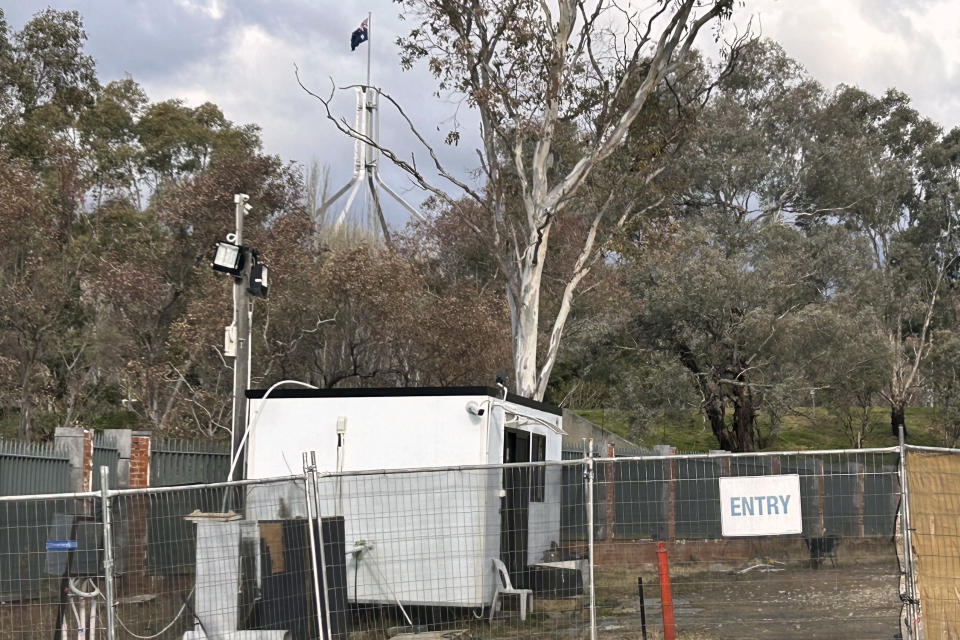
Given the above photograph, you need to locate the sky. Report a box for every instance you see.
[5,0,960,227]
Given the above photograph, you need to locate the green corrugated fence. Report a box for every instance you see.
[0,439,71,497]
[150,437,230,486]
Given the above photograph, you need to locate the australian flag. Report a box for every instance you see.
[351,19,368,51]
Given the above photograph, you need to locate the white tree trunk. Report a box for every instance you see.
[510,228,549,398]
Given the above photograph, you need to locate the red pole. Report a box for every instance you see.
[657,541,676,640]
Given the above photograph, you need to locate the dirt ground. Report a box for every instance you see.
[1,562,902,640]
[592,562,901,640]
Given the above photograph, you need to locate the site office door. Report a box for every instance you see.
[501,428,530,583]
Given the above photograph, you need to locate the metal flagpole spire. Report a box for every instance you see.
[364,11,373,237]
[320,11,426,245]
[366,11,372,89]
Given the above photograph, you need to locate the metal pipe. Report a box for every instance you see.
[309,451,334,640]
[585,438,596,640]
[0,490,100,502]
[1,444,910,502]
[612,446,899,462]
[88,588,98,640]
[302,453,327,640]
[99,467,116,640]
[334,175,363,229]
[375,173,425,221]
[898,426,918,638]
[311,457,589,479]
[638,576,647,640]
[903,444,960,453]
[657,541,675,640]
[229,193,251,483]
[365,11,371,89]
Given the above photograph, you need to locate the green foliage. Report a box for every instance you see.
[0,9,956,454]
[575,406,942,451]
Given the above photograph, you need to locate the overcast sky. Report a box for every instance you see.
[5,1,960,227]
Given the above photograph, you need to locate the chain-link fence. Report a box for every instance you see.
[2,442,952,640]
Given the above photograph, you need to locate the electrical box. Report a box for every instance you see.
[45,514,101,577]
[224,325,238,357]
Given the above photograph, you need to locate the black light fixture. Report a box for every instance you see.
[212,241,244,275]
[248,261,269,298]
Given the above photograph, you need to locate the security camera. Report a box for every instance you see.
[465,401,485,417]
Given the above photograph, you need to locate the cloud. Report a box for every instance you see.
[742,0,960,129]
[175,0,226,21]
[6,0,959,231]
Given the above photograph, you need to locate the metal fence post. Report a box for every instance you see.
[897,426,919,639]
[99,465,117,640]
[309,452,336,638]
[302,453,328,640]
[584,438,596,640]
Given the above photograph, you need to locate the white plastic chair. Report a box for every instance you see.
[489,558,533,623]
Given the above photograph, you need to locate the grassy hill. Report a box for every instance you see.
[574,406,948,452]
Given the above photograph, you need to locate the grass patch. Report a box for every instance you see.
[574,406,945,452]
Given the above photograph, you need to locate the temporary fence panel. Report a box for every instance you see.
[0,445,937,640]
[144,484,234,576]
[305,460,591,640]
[594,449,903,640]
[0,493,103,639]
[0,441,72,603]
[109,477,324,640]
[612,457,669,540]
[904,448,960,638]
[144,439,232,577]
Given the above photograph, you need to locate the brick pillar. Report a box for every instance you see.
[81,431,93,491]
[121,434,151,595]
[129,435,151,489]
[605,444,616,540]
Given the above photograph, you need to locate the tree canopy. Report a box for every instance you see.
[1,8,957,453]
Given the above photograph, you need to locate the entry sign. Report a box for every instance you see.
[719,475,802,536]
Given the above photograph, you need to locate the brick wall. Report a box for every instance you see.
[566,536,892,568]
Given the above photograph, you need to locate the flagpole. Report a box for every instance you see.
[366,11,372,88]
[365,11,373,234]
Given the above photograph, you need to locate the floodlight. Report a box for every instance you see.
[212,241,244,275]
[248,262,269,298]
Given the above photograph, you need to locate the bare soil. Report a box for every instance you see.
[593,562,901,640]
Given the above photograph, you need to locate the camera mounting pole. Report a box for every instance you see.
[230,193,252,480]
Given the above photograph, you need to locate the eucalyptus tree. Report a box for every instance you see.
[807,88,954,438]
[0,8,99,438]
[615,42,836,451]
[303,0,747,400]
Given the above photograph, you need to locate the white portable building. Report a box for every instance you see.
[243,386,565,609]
